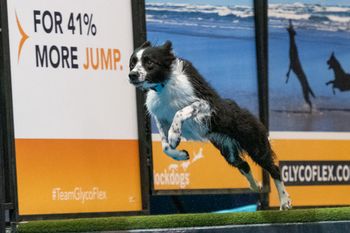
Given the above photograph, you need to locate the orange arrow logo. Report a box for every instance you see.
[15,11,29,63]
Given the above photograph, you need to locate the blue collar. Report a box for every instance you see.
[151,83,164,92]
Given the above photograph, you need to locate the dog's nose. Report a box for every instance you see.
[129,72,139,82]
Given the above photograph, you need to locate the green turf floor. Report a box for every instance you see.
[17,207,350,233]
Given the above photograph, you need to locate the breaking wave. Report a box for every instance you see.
[146,2,350,32]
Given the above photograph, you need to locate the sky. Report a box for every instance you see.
[146,0,350,6]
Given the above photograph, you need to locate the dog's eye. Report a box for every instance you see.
[129,58,137,70]
[143,57,153,66]
[143,57,154,70]
[146,60,153,66]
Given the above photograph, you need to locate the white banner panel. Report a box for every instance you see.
[6,0,144,215]
[7,0,137,139]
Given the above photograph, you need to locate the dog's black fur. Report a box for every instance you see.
[179,57,280,178]
[326,52,350,94]
[286,20,315,112]
[128,41,290,209]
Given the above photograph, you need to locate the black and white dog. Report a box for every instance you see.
[128,41,291,210]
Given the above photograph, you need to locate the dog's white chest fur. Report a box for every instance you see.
[146,60,210,140]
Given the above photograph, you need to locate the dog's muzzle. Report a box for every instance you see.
[129,71,142,85]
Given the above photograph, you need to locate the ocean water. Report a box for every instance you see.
[146,2,350,132]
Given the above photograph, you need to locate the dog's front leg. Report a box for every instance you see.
[325,80,334,86]
[168,101,208,149]
[154,117,189,161]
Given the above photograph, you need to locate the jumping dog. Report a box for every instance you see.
[286,20,315,112]
[128,41,292,210]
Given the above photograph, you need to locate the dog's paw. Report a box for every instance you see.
[280,196,292,211]
[172,150,190,161]
[168,127,181,149]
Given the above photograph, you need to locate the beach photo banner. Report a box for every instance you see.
[5,0,144,216]
[268,0,350,207]
[145,0,263,193]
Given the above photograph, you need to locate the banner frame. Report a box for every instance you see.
[0,0,20,225]
[254,0,270,210]
[148,0,270,201]
[266,0,350,208]
[0,0,150,221]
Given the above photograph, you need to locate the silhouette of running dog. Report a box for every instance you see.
[286,20,315,112]
[326,52,350,95]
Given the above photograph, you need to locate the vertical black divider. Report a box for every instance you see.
[131,0,153,214]
[0,0,19,226]
[254,0,270,209]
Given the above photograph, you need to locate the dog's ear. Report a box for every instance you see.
[139,41,151,49]
[331,51,335,57]
[161,40,172,51]
[160,41,175,67]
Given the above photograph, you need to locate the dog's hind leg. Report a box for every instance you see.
[274,178,291,210]
[252,150,291,210]
[266,164,291,210]
[237,159,261,193]
[209,134,261,192]
[286,64,292,83]
[302,89,313,113]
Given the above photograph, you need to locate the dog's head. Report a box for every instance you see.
[327,52,336,70]
[128,41,175,90]
[286,19,296,36]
